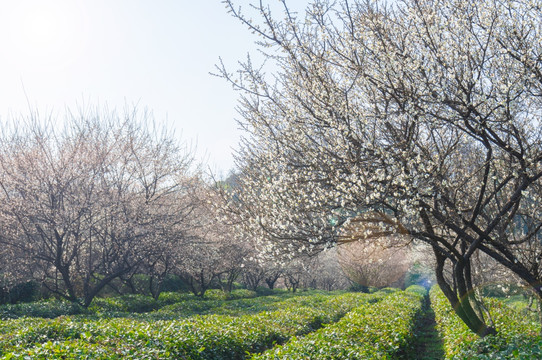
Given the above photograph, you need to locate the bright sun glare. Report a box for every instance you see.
[6,1,84,69]
[20,9,61,51]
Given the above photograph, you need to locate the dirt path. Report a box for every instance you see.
[406,296,445,360]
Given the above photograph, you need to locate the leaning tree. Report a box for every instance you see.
[219,0,542,336]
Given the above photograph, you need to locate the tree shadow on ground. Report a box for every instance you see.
[405,296,445,360]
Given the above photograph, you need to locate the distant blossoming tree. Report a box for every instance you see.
[0,108,196,307]
[220,0,542,336]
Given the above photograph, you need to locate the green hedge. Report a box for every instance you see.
[149,290,351,320]
[0,289,265,320]
[430,286,542,359]
[0,299,87,320]
[0,289,339,322]
[253,289,424,359]
[0,292,375,359]
[405,284,428,297]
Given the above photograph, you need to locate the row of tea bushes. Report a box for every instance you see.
[252,288,424,359]
[148,290,343,320]
[0,292,376,359]
[0,289,262,320]
[88,289,262,315]
[429,287,477,358]
[430,287,542,359]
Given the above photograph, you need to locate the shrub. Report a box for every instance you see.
[430,286,542,359]
[0,281,41,305]
[228,289,258,300]
[160,274,191,292]
[203,289,229,301]
[253,289,423,359]
[89,294,158,314]
[405,284,428,297]
[0,299,87,319]
[156,291,195,305]
[347,282,370,293]
[0,292,376,359]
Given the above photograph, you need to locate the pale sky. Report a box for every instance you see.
[0,0,294,176]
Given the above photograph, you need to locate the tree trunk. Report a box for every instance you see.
[82,268,132,307]
[265,272,281,289]
[434,248,496,337]
[149,275,163,300]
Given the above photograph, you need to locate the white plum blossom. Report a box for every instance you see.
[220,0,542,337]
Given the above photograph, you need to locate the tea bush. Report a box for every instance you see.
[430,286,542,359]
[0,291,375,359]
[253,289,424,359]
[0,299,87,320]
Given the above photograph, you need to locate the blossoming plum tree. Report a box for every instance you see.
[0,109,196,307]
[220,0,542,336]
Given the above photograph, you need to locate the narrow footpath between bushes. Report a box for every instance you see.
[406,295,445,360]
